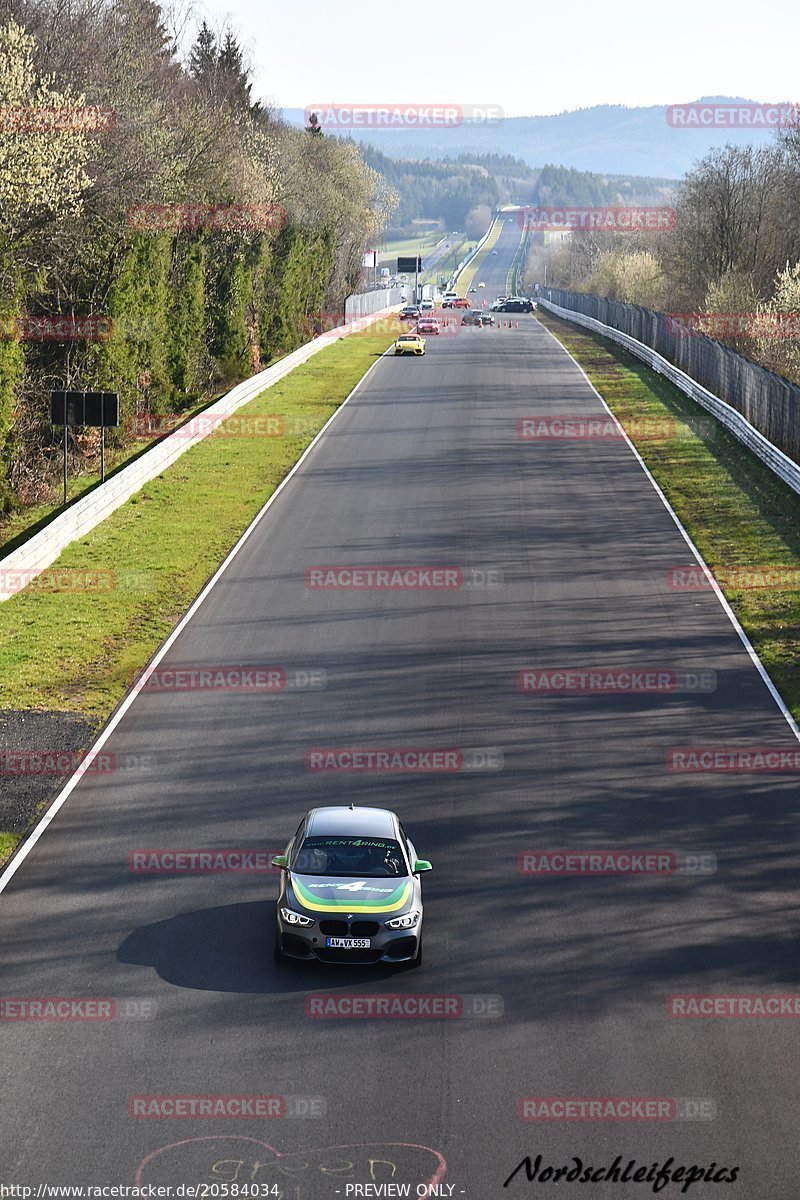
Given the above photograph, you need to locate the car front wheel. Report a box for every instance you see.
[273,929,285,963]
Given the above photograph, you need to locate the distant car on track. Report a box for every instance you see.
[393,333,426,355]
[272,805,431,966]
[417,317,439,334]
[494,298,535,313]
[478,282,486,288]
[461,310,484,326]
[399,306,421,321]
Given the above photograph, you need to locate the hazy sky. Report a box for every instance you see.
[190,0,798,116]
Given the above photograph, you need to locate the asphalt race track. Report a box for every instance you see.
[2,215,800,1197]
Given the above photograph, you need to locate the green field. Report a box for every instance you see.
[378,230,442,263]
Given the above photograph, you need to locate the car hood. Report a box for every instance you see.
[289,873,413,914]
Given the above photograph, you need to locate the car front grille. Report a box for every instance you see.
[319,920,349,936]
[318,919,381,937]
[349,921,380,937]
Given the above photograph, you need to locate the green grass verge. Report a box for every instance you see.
[537,309,800,723]
[0,323,398,718]
[378,231,441,263]
[0,832,20,867]
[0,391,228,556]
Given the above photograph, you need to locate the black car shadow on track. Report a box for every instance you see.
[118,901,419,995]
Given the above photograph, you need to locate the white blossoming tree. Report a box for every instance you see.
[0,19,92,237]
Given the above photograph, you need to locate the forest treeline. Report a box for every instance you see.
[525,138,800,385]
[0,0,395,513]
[359,145,672,240]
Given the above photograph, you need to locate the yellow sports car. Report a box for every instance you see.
[394,333,426,356]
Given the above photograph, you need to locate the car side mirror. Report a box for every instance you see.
[413,859,432,873]
[271,854,288,870]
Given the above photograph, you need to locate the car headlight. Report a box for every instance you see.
[385,911,420,930]
[280,907,314,927]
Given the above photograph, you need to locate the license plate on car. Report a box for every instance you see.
[326,937,370,949]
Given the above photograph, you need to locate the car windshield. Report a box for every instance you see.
[293,836,407,877]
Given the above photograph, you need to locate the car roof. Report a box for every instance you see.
[305,806,399,837]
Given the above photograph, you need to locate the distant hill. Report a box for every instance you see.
[282,100,780,177]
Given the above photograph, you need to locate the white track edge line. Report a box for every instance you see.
[0,347,393,892]
[536,317,800,744]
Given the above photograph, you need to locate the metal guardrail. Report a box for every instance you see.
[541,287,800,467]
[539,298,800,498]
[0,305,402,601]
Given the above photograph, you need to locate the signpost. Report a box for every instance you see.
[398,257,423,304]
[50,390,120,503]
[362,249,377,288]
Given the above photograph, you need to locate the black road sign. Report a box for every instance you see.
[50,391,120,428]
[397,256,423,274]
